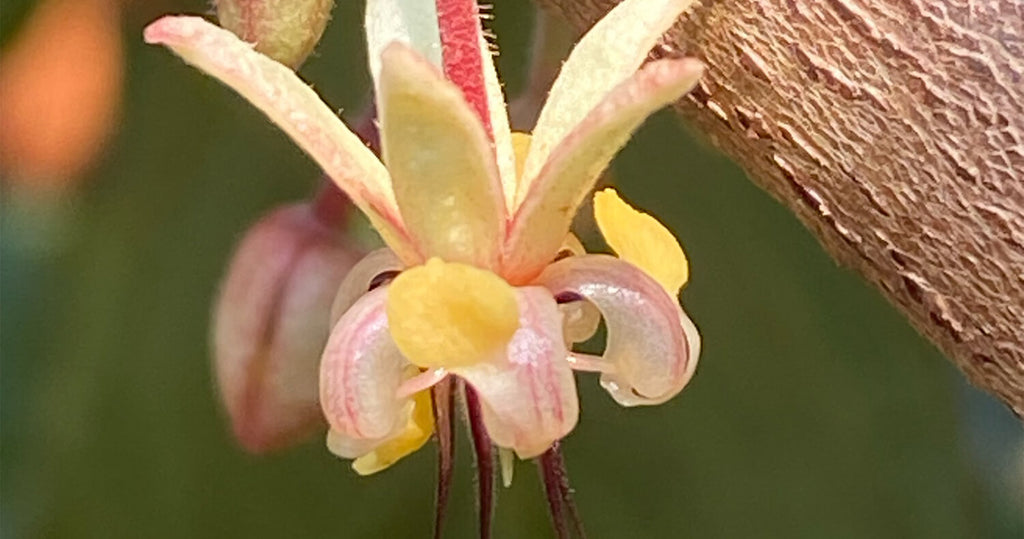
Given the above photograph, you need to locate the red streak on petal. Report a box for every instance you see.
[435,0,492,138]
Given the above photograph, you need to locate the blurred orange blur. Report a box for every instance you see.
[0,0,124,192]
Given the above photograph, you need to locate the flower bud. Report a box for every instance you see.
[216,0,334,68]
[212,202,362,453]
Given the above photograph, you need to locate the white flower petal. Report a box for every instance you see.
[539,255,700,406]
[378,43,505,267]
[320,287,409,447]
[479,33,517,215]
[517,0,697,205]
[365,0,442,90]
[454,287,579,458]
[503,59,703,281]
[143,16,418,262]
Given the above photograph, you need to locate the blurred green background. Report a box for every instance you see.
[2,1,1021,537]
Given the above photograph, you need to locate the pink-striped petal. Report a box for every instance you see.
[503,59,703,282]
[538,255,700,406]
[453,287,579,458]
[518,0,697,202]
[378,42,505,268]
[329,247,404,326]
[143,16,419,263]
[319,287,410,453]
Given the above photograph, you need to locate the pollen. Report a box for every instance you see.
[386,257,519,369]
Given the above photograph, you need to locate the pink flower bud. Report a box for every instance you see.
[215,0,334,68]
[212,202,362,453]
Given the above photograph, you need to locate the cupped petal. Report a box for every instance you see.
[554,234,601,344]
[365,0,442,88]
[320,287,414,450]
[143,16,418,263]
[517,0,698,203]
[594,188,688,294]
[454,287,579,458]
[386,258,519,370]
[350,387,433,475]
[326,384,433,475]
[329,247,404,326]
[503,59,704,282]
[538,255,700,406]
[378,43,505,267]
[560,299,601,344]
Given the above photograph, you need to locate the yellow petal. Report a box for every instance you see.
[386,258,519,369]
[593,188,688,294]
[352,388,434,475]
[502,59,703,283]
[518,0,699,204]
[379,43,505,268]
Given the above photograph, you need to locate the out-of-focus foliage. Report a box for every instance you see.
[0,0,37,47]
[1,1,1020,538]
[0,0,123,189]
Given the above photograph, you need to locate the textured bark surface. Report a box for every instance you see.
[539,0,1024,415]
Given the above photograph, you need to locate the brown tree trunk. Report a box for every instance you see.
[539,0,1024,415]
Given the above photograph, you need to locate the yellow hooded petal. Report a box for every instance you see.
[593,188,688,294]
[386,258,519,369]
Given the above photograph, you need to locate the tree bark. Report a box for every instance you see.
[538,0,1024,415]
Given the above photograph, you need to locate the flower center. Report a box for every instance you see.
[386,257,519,369]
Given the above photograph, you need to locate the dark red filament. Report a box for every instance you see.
[431,378,456,539]
[464,383,496,539]
[539,442,587,539]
